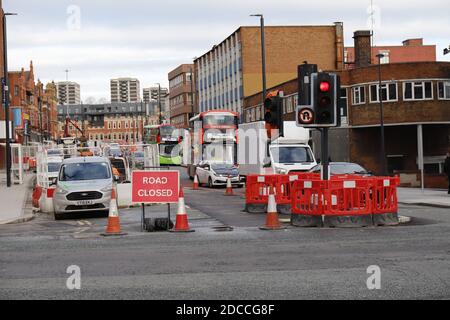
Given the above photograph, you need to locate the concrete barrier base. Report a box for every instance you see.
[291,214,323,227]
[323,215,373,228]
[373,213,399,226]
[245,203,267,214]
[277,204,291,215]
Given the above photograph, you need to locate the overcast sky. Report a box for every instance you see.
[5,0,449,101]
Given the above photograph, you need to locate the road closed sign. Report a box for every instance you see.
[132,171,180,204]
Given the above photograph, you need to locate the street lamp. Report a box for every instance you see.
[3,12,18,188]
[250,14,267,103]
[155,83,162,125]
[376,53,387,176]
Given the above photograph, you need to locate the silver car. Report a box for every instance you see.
[53,157,115,220]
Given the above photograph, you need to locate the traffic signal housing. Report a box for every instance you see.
[313,72,337,126]
[297,72,339,128]
[264,91,284,137]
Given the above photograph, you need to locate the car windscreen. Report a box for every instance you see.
[48,162,62,173]
[211,163,235,171]
[133,152,145,158]
[160,126,176,136]
[203,115,236,127]
[271,147,314,164]
[59,162,111,181]
[331,163,368,174]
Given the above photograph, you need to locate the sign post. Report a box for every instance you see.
[132,170,180,232]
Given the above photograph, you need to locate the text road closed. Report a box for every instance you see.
[132,171,180,203]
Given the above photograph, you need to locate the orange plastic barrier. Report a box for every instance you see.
[291,179,328,216]
[326,179,372,216]
[372,176,400,214]
[245,175,279,213]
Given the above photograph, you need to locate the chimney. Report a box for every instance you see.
[353,30,372,68]
[402,38,423,46]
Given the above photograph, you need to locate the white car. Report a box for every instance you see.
[47,156,63,185]
[196,162,244,188]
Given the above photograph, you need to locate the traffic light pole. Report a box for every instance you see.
[320,128,329,181]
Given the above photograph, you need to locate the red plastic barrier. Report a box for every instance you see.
[372,176,400,214]
[291,179,328,216]
[326,179,372,216]
[32,186,43,208]
[47,188,56,198]
[245,175,279,206]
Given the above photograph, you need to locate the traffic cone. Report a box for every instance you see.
[225,176,234,196]
[170,188,195,233]
[260,187,286,231]
[102,188,127,236]
[193,175,200,190]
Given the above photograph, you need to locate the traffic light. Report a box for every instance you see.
[264,91,284,136]
[313,72,337,126]
[297,72,339,128]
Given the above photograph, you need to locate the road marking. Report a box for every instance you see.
[77,221,84,226]
[74,227,90,234]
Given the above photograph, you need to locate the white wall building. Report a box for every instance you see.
[195,32,243,115]
[110,78,141,103]
[56,81,81,105]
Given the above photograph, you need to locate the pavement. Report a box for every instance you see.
[0,172,35,225]
[397,187,450,208]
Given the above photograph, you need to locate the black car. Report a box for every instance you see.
[309,162,372,176]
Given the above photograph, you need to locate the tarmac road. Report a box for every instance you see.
[0,168,449,300]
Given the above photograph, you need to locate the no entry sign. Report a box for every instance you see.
[132,171,180,204]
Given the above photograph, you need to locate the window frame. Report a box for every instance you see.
[369,82,398,103]
[352,86,366,105]
[403,81,434,101]
[437,81,450,100]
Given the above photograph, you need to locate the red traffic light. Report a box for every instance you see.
[319,81,330,92]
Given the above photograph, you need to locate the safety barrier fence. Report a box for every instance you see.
[246,173,400,218]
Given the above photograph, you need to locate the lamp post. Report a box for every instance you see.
[3,12,17,188]
[250,14,267,102]
[155,83,162,125]
[376,53,387,176]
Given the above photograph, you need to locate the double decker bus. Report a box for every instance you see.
[143,124,182,166]
[186,110,239,179]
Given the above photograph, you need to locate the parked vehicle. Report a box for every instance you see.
[309,162,372,176]
[238,121,317,176]
[109,156,131,183]
[47,156,63,186]
[196,161,244,188]
[53,157,117,220]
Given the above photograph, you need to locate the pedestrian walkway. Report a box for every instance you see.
[397,187,450,208]
[0,172,35,224]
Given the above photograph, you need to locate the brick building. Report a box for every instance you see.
[244,31,450,188]
[168,64,194,128]
[194,23,345,117]
[58,102,152,144]
[345,38,436,68]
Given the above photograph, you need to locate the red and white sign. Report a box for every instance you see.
[132,171,180,204]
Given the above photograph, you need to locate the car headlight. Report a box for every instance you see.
[56,186,68,195]
[100,186,113,193]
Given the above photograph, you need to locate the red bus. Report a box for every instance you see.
[187,110,239,179]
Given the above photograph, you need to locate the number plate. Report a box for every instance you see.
[76,200,94,206]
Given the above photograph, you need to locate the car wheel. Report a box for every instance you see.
[208,177,214,189]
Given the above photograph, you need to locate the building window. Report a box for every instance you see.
[14,85,19,96]
[352,86,366,105]
[369,83,398,103]
[379,50,390,64]
[113,122,116,129]
[403,81,433,101]
[340,88,348,124]
[438,81,450,100]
